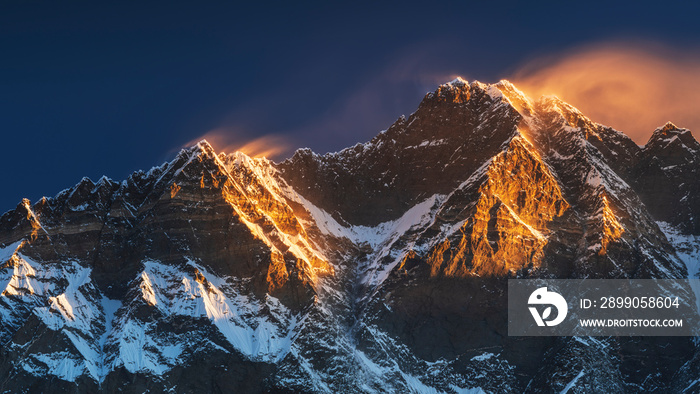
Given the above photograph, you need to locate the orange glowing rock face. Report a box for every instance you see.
[427,135,569,277]
[596,194,625,256]
[170,182,181,198]
[22,199,43,242]
[265,252,289,292]
[176,146,334,293]
[433,78,472,103]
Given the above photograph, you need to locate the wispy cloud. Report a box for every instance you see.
[182,128,295,159]
[179,39,700,160]
[511,40,700,143]
[179,41,464,160]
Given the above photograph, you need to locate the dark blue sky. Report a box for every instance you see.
[2,1,699,212]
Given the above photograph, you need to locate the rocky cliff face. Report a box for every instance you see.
[277,79,523,227]
[0,78,699,393]
[632,122,700,234]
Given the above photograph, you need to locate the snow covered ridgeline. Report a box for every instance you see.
[0,241,110,381]
[135,260,299,363]
[0,248,299,383]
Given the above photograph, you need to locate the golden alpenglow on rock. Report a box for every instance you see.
[427,135,569,277]
[595,193,625,255]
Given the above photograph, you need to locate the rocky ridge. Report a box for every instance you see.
[0,78,699,392]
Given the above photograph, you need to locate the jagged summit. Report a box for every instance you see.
[1,78,699,393]
[179,138,218,160]
[280,78,526,226]
[446,76,468,86]
[429,77,532,108]
[646,121,699,151]
[194,138,216,153]
[661,121,681,132]
[429,76,473,103]
[651,121,691,140]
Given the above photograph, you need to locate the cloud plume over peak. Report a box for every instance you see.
[183,128,295,161]
[511,40,700,143]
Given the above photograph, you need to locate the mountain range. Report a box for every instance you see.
[1,78,699,393]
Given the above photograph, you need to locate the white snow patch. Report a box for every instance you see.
[549,151,576,161]
[0,241,23,261]
[113,318,182,375]
[405,139,449,149]
[471,352,495,362]
[70,203,89,212]
[134,260,297,363]
[560,369,585,394]
[586,170,602,187]
[2,254,37,296]
[2,257,118,383]
[683,379,700,393]
[658,222,700,279]
[657,222,700,313]
[450,386,487,394]
[400,371,440,394]
[360,195,445,287]
[26,352,86,382]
